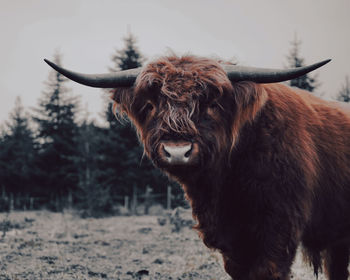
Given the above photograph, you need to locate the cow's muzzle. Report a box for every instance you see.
[158,141,199,165]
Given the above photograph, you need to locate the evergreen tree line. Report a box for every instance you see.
[0,34,349,216]
[0,34,182,216]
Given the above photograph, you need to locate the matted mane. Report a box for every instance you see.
[135,56,233,100]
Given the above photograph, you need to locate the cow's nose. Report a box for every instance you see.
[162,143,193,164]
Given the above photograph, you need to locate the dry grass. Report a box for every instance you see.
[0,211,325,280]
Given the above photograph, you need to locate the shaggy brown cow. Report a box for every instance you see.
[45,55,350,280]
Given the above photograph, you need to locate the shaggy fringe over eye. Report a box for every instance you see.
[135,55,233,101]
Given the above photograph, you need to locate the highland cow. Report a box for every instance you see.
[45,55,350,280]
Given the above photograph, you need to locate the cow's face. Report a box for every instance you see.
[113,57,236,177]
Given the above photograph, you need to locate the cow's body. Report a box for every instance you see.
[112,57,350,279]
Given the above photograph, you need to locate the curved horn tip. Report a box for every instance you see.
[311,58,332,70]
[44,58,59,70]
[321,58,332,65]
[43,58,139,88]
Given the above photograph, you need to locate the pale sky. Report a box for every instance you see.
[0,0,349,125]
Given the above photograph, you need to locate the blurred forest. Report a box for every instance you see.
[0,34,349,217]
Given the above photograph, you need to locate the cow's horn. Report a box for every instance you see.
[44,59,141,88]
[222,59,331,83]
[44,58,331,87]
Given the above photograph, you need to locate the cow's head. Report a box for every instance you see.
[44,56,330,178]
[115,57,237,175]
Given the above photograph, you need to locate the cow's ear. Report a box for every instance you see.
[230,82,268,149]
[110,87,135,118]
[232,82,267,111]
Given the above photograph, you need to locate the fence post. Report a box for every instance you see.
[10,193,14,212]
[1,186,6,199]
[124,196,129,210]
[30,197,34,210]
[144,185,152,215]
[131,183,137,215]
[167,185,171,210]
[55,196,60,212]
[68,190,73,209]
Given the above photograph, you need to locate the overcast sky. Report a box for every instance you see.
[0,0,349,126]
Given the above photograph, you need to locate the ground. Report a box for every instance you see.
[0,210,326,280]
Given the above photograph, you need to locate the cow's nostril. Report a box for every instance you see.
[184,146,192,158]
[163,145,171,158]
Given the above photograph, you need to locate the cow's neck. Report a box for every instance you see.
[180,165,229,249]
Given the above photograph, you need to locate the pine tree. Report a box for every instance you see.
[33,52,80,210]
[98,33,145,200]
[110,32,144,71]
[286,35,319,92]
[0,97,35,209]
[75,118,113,217]
[107,31,144,175]
[336,76,350,103]
[99,99,144,202]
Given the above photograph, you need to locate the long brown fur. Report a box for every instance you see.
[112,55,350,280]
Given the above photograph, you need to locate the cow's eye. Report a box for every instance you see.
[209,102,220,110]
[206,102,222,116]
[143,102,154,114]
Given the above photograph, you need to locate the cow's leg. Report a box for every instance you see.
[218,176,309,280]
[324,244,349,280]
[222,254,238,279]
[219,210,301,279]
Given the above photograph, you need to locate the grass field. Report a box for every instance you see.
[0,210,325,280]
